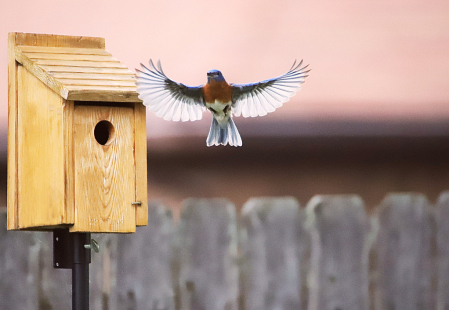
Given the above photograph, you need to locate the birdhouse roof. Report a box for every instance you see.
[14,39,139,102]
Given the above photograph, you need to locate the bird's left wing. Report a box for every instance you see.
[136,60,206,121]
[231,60,309,118]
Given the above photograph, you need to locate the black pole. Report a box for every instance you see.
[54,229,92,310]
[72,232,91,310]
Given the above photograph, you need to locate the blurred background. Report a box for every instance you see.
[1,0,449,217]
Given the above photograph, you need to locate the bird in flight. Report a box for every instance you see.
[136,60,309,147]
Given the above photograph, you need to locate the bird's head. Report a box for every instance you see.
[207,69,226,83]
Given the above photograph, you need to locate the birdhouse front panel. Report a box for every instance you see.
[72,105,136,232]
[8,32,148,232]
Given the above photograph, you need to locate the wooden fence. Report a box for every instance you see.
[1,192,449,310]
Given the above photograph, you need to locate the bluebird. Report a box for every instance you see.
[136,60,309,147]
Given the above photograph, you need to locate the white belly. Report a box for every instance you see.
[206,100,232,125]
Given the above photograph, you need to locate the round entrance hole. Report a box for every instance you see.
[94,120,115,145]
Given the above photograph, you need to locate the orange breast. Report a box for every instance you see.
[203,80,232,104]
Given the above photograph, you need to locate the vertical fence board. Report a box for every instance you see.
[436,191,449,310]
[0,210,72,310]
[376,193,436,310]
[176,198,239,310]
[240,197,308,310]
[116,202,175,310]
[90,233,118,310]
[307,195,369,310]
[0,211,37,309]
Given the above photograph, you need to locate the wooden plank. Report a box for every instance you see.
[7,33,18,229]
[306,195,369,310]
[25,52,118,62]
[0,210,37,308]
[43,65,135,75]
[63,100,75,224]
[375,193,435,310]
[67,89,140,103]
[34,59,128,68]
[14,32,105,49]
[240,197,308,310]
[90,233,119,310]
[66,85,136,91]
[15,46,69,99]
[17,66,66,229]
[134,103,148,226]
[71,105,136,232]
[435,191,449,310]
[177,198,239,310]
[116,203,175,309]
[51,72,136,81]
[18,45,110,55]
[57,78,136,87]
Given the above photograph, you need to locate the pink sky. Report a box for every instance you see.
[1,0,449,138]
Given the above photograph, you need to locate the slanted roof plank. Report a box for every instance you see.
[58,78,136,87]
[33,59,128,69]
[51,72,136,81]
[18,46,110,55]
[14,46,69,99]
[25,53,118,62]
[41,66,134,74]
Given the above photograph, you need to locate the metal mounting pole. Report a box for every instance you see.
[72,232,91,310]
[54,229,91,310]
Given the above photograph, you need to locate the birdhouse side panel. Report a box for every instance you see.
[7,33,19,229]
[16,66,66,229]
[134,103,148,226]
[71,105,136,232]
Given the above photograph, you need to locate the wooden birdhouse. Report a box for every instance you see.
[7,32,147,233]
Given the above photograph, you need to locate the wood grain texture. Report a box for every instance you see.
[18,45,110,54]
[134,103,148,226]
[7,33,18,229]
[1,211,72,309]
[240,197,308,310]
[14,32,105,49]
[375,193,436,310]
[66,88,140,102]
[90,233,119,310]
[116,203,174,309]
[13,33,140,104]
[51,72,136,81]
[306,195,370,310]
[42,66,135,75]
[33,59,128,68]
[15,46,69,99]
[17,66,66,229]
[57,79,136,87]
[177,198,239,310]
[64,100,75,224]
[25,53,119,61]
[71,105,136,232]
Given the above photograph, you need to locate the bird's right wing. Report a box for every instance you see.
[136,60,206,122]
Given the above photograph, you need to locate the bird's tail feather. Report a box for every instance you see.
[206,117,242,147]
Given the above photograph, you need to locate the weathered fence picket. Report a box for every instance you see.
[437,191,449,310]
[1,191,449,310]
[0,213,71,310]
[375,193,436,310]
[116,202,175,310]
[240,197,307,310]
[306,195,370,310]
[177,198,239,310]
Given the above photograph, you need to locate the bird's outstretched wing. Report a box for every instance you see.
[136,60,206,122]
[231,60,309,118]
